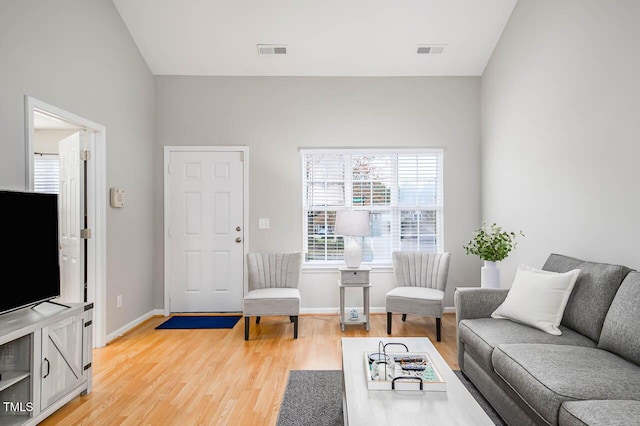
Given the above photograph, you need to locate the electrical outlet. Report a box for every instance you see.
[117,294,123,308]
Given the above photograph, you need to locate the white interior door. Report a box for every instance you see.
[58,131,85,303]
[167,150,245,312]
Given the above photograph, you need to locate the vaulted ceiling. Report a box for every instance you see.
[112,0,518,77]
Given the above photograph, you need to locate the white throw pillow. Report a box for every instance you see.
[491,264,580,335]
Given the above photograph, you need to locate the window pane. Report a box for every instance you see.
[306,210,344,261]
[398,154,441,207]
[400,210,438,252]
[352,155,392,206]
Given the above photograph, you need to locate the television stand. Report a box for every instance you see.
[0,302,93,425]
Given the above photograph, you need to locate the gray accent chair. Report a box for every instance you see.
[386,251,451,341]
[243,252,303,340]
[455,253,639,426]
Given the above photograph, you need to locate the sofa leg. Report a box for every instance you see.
[256,316,261,324]
[293,316,298,339]
[244,317,250,341]
[436,317,441,342]
[387,312,392,334]
[289,316,295,323]
[402,314,407,322]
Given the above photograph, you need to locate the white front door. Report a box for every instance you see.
[167,150,245,312]
[58,131,85,303]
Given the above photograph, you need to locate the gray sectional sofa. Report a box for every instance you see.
[454,253,640,426]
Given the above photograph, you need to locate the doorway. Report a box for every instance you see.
[164,146,249,314]
[25,96,107,348]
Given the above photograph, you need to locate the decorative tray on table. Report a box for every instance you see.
[364,341,446,392]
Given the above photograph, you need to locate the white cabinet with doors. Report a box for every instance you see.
[0,302,92,426]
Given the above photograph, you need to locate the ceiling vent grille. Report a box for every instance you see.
[417,45,446,55]
[257,44,287,55]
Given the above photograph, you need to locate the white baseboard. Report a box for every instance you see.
[106,309,164,344]
[300,306,455,315]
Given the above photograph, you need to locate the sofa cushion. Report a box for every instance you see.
[542,253,632,341]
[559,400,640,426]
[492,344,640,425]
[598,271,640,365]
[458,318,596,372]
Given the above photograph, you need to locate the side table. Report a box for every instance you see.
[338,265,371,332]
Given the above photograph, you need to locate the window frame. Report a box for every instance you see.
[301,148,444,267]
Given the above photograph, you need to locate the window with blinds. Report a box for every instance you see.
[301,149,443,264]
[34,154,60,194]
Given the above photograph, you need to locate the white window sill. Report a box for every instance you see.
[302,263,394,274]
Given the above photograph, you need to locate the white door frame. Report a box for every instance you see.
[163,146,249,316]
[25,96,108,348]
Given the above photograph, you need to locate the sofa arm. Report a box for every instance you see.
[454,287,510,324]
[454,287,510,370]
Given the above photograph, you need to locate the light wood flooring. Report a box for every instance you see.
[41,313,459,426]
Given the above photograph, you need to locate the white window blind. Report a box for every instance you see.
[33,154,60,194]
[302,149,443,264]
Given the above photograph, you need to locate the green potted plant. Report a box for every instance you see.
[463,222,524,288]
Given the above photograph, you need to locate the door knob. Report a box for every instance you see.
[236,226,241,232]
[235,237,242,243]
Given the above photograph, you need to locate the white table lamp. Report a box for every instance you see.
[335,210,371,268]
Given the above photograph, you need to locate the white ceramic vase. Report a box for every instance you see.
[481,260,500,288]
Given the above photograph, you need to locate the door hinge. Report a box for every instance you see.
[81,150,91,161]
[80,229,92,239]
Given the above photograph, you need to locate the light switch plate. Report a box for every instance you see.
[259,218,270,229]
[110,188,125,208]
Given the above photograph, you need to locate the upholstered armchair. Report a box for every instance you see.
[243,252,303,340]
[386,251,451,341]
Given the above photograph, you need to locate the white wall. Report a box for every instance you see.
[34,129,79,154]
[481,0,640,285]
[155,76,482,310]
[0,0,156,334]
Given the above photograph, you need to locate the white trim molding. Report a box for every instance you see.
[25,96,108,349]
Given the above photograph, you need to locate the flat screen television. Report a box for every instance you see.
[0,189,60,314]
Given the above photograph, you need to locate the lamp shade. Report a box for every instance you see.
[335,210,370,237]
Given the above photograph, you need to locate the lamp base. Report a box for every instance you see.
[344,237,363,268]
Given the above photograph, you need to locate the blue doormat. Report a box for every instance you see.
[156,315,242,329]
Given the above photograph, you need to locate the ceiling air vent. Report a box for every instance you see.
[257,44,287,55]
[417,45,446,55]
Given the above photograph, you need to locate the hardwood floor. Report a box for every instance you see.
[42,313,459,426]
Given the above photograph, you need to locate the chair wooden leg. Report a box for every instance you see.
[293,316,298,339]
[402,314,407,322]
[256,316,261,324]
[387,312,392,334]
[244,317,250,341]
[436,317,442,342]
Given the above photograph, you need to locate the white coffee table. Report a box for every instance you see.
[341,337,495,426]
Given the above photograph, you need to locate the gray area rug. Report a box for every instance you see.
[277,369,506,426]
[277,370,343,426]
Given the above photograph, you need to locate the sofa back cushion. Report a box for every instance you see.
[598,272,640,365]
[542,254,632,342]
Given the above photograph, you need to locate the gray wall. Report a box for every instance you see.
[481,0,640,285]
[155,76,482,310]
[0,0,156,334]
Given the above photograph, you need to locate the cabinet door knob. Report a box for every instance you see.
[236,226,241,232]
[235,237,242,243]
